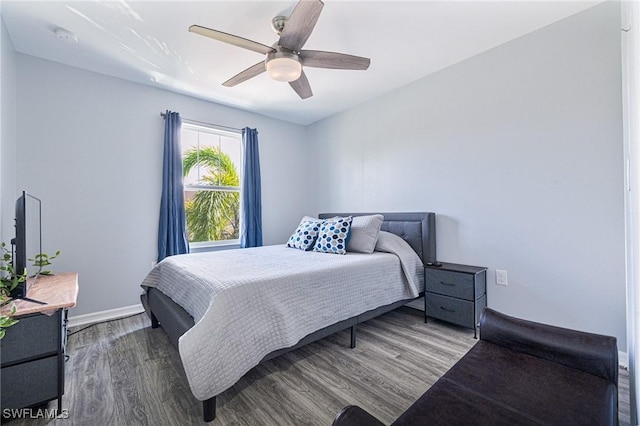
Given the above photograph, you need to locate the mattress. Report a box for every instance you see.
[141,231,423,401]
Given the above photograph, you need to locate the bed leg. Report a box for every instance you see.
[350,325,357,349]
[203,396,216,422]
[150,311,159,329]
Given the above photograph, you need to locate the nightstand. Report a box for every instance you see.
[424,263,487,338]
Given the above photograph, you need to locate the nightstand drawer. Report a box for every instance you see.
[1,311,62,366]
[425,269,474,300]
[425,293,474,328]
[1,355,59,409]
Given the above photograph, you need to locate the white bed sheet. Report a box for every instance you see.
[141,232,423,401]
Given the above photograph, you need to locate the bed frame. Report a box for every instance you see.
[142,212,436,422]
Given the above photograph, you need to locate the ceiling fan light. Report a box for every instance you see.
[266,56,302,82]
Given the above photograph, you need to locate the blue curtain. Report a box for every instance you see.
[157,110,189,261]
[240,127,263,248]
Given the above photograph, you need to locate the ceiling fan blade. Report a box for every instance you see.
[223,61,266,87]
[279,0,324,52]
[289,70,313,99]
[189,25,275,55]
[300,50,371,70]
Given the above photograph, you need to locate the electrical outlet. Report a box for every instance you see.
[496,269,508,286]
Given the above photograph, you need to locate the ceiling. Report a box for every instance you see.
[1,1,601,126]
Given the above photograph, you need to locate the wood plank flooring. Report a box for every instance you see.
[2,307,631,425]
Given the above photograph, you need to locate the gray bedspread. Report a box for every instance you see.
[141,231,423,401]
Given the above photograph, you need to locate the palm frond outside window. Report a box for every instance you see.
[181,123,241,246]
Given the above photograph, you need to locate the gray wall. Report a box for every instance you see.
[1,15,17,243]
[307,2,626,347]
[14,55,309,316]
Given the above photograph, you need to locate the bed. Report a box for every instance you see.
[140,212,436,422]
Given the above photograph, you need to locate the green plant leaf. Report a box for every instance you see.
[0,316,17,327]
[183,147,240,243]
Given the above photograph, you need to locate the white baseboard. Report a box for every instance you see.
[620,350,629,369]
[68,303,145,328]
[406,299,424,310]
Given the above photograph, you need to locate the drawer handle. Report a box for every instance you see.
[440,281,456,287]
[440,306,455,313]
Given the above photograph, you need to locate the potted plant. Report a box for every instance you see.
[29,250,61,275]
[0,245,62,339]
[0,242,25,339]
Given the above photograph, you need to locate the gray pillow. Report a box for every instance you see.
[347,214,384,254]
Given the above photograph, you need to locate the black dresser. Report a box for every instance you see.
[1,310,67,411]
[0,273,77,416]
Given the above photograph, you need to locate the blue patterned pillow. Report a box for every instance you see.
[287,216,322,251]
[313,216,353,255]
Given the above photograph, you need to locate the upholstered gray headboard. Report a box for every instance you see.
[318,212,436,265]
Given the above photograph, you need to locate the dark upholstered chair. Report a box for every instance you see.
[333,307,618,426]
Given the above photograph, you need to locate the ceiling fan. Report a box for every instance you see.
[189,0,370,99]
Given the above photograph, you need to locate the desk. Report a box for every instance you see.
[0,273,78,414]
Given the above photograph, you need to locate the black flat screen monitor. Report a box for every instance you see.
[10,191,42,300]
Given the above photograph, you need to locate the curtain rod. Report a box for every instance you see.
[160,112,242,133]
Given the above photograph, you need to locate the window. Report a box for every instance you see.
[181,122,242,247]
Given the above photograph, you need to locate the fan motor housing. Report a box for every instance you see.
[271,16,287,35]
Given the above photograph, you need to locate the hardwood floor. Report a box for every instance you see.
[3,307,631,425]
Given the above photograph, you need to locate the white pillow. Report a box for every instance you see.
[347,214,384,254]
[286,216,322,251]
